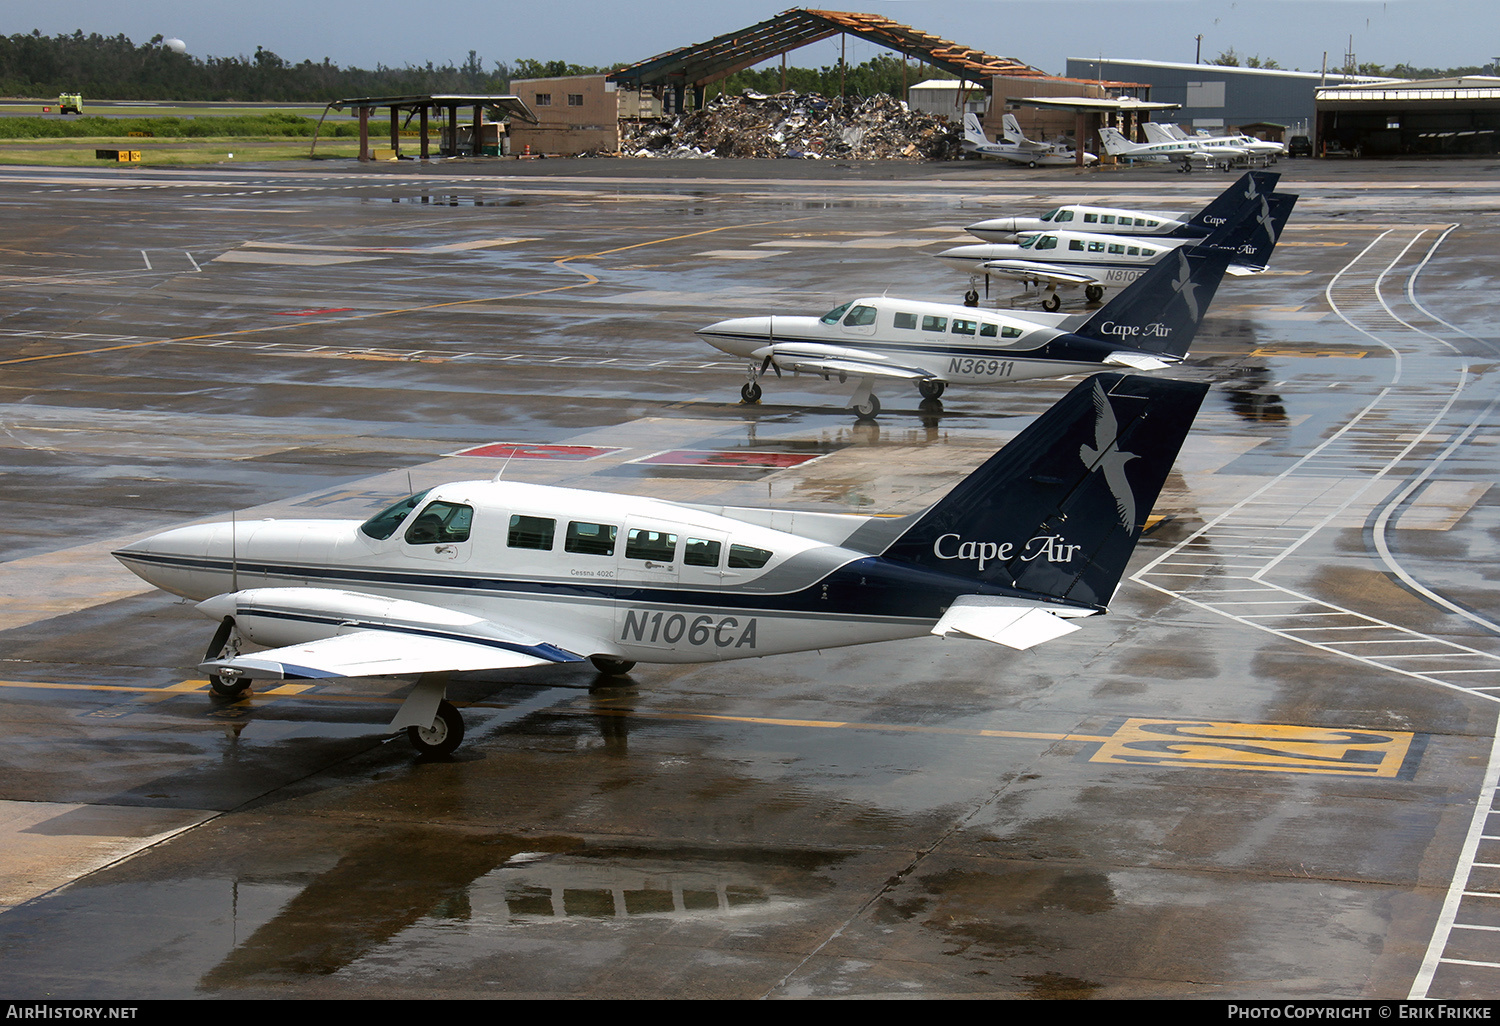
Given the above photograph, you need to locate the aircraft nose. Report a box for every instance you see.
[696,316,771,356]
[113,522,233,598]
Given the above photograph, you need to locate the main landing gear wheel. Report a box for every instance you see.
[408,699,464,757]
[590,655,637,676]
[210,671,250,699]
[962,288,979,307]
[852,394,881,420]
[1041,293,1062,312]
[1084,284,1105,304]
[917,379,946,400]
[740,381,763,404]
[1027,160,1038,169]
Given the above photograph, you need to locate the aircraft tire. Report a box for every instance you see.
[1084,285,1104,304]
[740,381,763,404]
[1042,293,1062,312]
[590,655,636,676]
[210,672,250,699]
[1027,160,1037,169]
[407,699,464,757]
[918,379,946,400]
[852,394,881,420]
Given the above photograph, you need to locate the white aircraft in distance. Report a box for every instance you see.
[965,171,1277,243]
[1143,122,1284,165]
[1098,125,1247,172]
[697,188,1288,414]
[933,188,1294,310]
[114,372,1208,757]
[962,112,1097,167]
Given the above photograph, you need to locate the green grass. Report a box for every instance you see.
[0,136,363,166]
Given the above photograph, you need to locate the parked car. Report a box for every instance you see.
[1288,135,1313,158]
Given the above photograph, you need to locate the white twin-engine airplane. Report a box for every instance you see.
[1144,122,1286,164]
[113,372,1208,758]
[965,170,1276,243]
[962,112,1097,168]
[697,184,1291,415]
[934,178,1294,310]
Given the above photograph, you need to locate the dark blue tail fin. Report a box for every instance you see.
[1171,170,1280,237]
[882,373,1209,609]
[1068,190,1296,359]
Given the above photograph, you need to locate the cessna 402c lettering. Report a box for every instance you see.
[113,372,1208,758]
[697,185,1293,416]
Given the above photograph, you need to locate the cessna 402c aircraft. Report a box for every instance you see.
[113,373,1207,758]
[697,185,1293,415]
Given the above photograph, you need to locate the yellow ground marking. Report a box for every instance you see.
[0,680,1414,777]
[0,217,812,368]
[1250,347,1369,358]
[1093,719,1414,777]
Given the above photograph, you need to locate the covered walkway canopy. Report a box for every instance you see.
[607,7,1050,113]
[316,94,538,160]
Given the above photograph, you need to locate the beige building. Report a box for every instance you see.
[508,74,632,155]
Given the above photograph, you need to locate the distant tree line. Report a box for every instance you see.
[1210,46,1487,79]
[1,30,953,104]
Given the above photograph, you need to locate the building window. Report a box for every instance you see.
[568,94,584,106]
[534,93,552,106]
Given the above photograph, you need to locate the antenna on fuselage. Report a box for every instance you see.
[230,509,238,593]
[492,451,515,483]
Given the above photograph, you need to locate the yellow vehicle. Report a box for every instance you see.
[57,93,83,115]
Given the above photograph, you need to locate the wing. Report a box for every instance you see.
[196,587,586,680]
[930,596,1096,650]
[753,342,935,382]
[977,260,1101,287]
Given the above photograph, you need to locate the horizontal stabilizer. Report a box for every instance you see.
[930,596,1093,650]
[1102,351,1173,371]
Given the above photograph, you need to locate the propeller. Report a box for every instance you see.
[204,616,235,662]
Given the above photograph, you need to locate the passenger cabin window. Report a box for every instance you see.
[820,302,852,325]
[979,323,998,338]
[951,319,976,336]
[626,529,677,562]
[508,515,555,550]
[728,544,773,569]
[1088,241,1105,253]
[1101,215,1116,224]
[1068,240,1085,251]
[1127,246,1141,256]
[893,312,917,329]
[361,489,432,540]
[1002,326,1023,339]
[921,315,947,332]
[566,521,617,556]
[684,538,721,567]
[405,501,473,545]
[1108,244,1125,254]
[842,305,877,327]
[1083,213,1099,223]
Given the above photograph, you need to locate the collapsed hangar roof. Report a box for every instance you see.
[607,8,1049,93]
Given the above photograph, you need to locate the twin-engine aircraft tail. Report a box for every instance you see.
[1064,190,1296,360]
[882,372,1208,611]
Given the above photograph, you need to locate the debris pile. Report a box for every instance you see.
[619,91,961,160]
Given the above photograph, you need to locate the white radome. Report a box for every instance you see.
[164,38,187,53]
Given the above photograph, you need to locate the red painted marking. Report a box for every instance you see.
[632,449,825,469]
[447,443,623,461]
[273,308,355,316]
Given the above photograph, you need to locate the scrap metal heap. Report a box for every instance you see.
[618,91,961,160]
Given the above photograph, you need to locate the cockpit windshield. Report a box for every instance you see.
[1040,208,1061,222]
[820,302,853,325]
[360,489,432,540]
[1019,235,1038,249]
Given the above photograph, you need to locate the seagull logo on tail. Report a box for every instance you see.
[1171,250,1202,323]
[1080,381,1142,531]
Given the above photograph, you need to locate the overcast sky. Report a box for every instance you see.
[13,1,1495,79]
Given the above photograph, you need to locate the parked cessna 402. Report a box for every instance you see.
[1144,122,1285,166]
[113,372,1207,757]
[934,184,1294,310]
[698,186,1291,416]
[965,170,1276,243]
[962,112,1097,167]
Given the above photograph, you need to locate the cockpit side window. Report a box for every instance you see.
[1035,236,1059,250]
[1055,210,1074,222]
[820,302,853,325]
[405,501,473,545]
[842,305,877,327]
